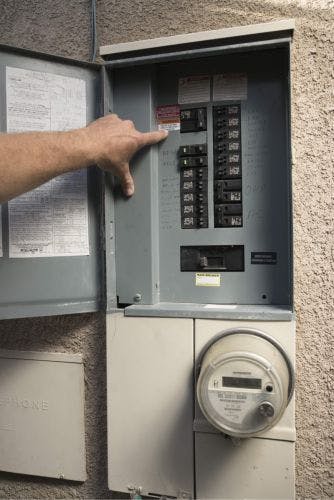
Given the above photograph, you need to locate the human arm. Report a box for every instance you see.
[0,113,167,204]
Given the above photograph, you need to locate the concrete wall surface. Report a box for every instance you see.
[0,0,333,498]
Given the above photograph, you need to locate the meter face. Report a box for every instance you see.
[197,331,293,437]
[206,358,277,430]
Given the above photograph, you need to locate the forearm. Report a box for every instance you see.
[0,129,91,203]
[0,114,167,203]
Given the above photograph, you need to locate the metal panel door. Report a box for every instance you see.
[0,46,103,319]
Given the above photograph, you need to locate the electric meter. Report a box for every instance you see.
[197,329,294,438]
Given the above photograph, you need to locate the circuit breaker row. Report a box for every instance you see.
[213,104,242,228]
[179,105,242,229]
[179,108,208,229]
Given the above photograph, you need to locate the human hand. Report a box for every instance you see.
[83,114,168,196]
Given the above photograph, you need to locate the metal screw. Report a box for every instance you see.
[134,293,142,303]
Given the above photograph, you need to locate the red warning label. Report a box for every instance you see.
[156,104,180,131]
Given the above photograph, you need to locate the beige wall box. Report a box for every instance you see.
[107,315,295,499]
[0,350,86,481]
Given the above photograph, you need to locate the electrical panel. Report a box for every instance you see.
[109,32,293,310]
[102,19,296,500]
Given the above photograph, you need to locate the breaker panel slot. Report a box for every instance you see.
[213,104,243,227]
[180,108,207,133]
[179,112,208,229]
[180,245,244,272]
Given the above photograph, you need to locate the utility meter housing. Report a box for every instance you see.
[197,329,294,437]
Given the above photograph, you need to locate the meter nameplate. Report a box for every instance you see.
[209,390,254,424]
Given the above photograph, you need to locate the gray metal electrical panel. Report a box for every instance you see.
[0,19,293,319]
[102,20,294,313]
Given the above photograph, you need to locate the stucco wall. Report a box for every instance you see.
[0,0,333,498]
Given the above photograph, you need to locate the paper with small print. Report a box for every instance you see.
[178,75,210,104]
[6,66,89,258]
[213,73,247,101]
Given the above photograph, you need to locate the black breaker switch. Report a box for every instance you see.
[180,156,207,168]
[180,108,207,133]
[179,144,207,156]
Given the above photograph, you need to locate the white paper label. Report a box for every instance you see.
[195,273,221,287]
[213,73,247,101]
[0,206,2,257]
[6,66,89,258]
[178,75,210,104]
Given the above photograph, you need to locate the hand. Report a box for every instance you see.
[83,114,168,196]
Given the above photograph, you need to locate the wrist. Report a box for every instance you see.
[65,128,97,169]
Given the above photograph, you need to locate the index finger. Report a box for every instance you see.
[138,129,168,147]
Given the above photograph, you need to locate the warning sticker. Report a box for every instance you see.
[195,273,220,287]
[213,73,247,101]
[178,75,210,104]
[156,104,180,131]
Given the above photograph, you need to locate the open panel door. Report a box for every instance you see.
[0,46,103,319]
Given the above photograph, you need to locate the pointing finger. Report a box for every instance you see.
[138,129,168,147]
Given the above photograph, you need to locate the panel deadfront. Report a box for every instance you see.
[110,45,292,308]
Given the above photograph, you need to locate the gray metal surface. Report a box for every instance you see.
[111,45,292,306]
[195,433,295,499]
[125,303,294,321]
[0,48,103,319]
[106,313,194,497]
[101,66,117,311]
[100,18,295,56]
[0,349,86,481]
[112,66,160,305]
[103,39,292,69]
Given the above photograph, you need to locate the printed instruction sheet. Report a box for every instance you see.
[178,75,210,104]
[213,73,248,101]
[6,66,89,258]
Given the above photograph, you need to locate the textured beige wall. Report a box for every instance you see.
[0,0,333,498]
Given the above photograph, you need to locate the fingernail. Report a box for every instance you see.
[126,187,134,196]
[162,129,169,137]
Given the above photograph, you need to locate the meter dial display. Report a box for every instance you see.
[197,329,294,438]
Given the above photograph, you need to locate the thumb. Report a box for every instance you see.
[119,163,134,196]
